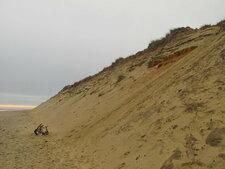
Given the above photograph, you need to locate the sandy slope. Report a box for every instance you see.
[1,21,225,169]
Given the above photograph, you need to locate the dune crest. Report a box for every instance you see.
[32,20,225,169]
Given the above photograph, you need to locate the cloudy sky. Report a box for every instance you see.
[0,0,225,106]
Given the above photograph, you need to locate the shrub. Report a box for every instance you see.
[185,102,203,112]
[200,24,212,29]
[111,57,124,67]
[147,27,193,51]
[116,75,125,83]
[217,19,225,32]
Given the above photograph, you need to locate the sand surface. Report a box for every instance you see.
[0,111,63,169]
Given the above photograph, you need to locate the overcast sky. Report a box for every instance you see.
[0,0,225,106]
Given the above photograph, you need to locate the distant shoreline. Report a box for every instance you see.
[0,105,36,111]
[0,109,32,111]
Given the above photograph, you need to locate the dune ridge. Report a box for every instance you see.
[32,20,225,169]
[31,20,225,169]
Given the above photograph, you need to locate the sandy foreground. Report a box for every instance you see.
[0,111,95,169]
[0,111,65,169]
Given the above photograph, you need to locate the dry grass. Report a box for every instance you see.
[200,24,212,29]
[147,27,193,51]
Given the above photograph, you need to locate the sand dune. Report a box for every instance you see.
[1,21,225,169]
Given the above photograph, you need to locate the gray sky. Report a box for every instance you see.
[0,0,225,106]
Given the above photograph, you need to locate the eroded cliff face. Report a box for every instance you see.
[32,21,225,169]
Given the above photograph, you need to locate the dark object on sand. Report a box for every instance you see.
[34,123,49,136]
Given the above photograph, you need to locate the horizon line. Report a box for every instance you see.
[0,105,37,108]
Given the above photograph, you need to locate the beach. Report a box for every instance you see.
[0,111,62,169]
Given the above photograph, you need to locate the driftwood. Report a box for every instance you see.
[34,123,49,136]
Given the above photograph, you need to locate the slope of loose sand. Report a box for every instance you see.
[1,21,225,169]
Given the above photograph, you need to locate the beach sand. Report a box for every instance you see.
[0,111,62,169]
